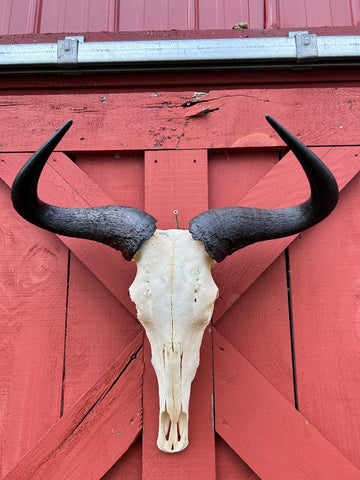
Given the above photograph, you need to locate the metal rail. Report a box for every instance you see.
[0,32,359,74]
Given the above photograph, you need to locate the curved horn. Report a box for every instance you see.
[189,115,339,263]
[11,121,157,261]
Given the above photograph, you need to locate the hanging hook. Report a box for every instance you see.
[173,210,180,229]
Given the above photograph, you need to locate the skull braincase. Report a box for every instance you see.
[129,229,219,452]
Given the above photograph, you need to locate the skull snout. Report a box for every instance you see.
[158,409,188,453]
[157,344,188,453]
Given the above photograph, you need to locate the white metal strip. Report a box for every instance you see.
[0,34,359,73]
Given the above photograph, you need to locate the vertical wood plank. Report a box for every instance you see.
[216,254,294,403]
[208,151,278,209]
[144,149,209,229]
[290,174,360,470]
[211,150,292,479]
[64,254,142,411]
[209,152,292,399]
[63,152,144,410]
[142,149,216,479]
[3,333,143,480]
[214,256,293,479]
[214,330,360,480]
[64,153,144,478]
[0,183,68,476]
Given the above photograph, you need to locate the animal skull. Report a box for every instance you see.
[11,115,339,453]
[129,229,218,452]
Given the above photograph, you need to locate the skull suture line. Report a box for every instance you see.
[11,116,338,453]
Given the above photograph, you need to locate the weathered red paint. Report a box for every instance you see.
[2,334,144,480]
[214,331,360,480]
[1,83,360,480]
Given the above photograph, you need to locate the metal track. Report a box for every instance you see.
[0,32,359,74]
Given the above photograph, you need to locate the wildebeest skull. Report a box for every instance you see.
[11,116,338,453]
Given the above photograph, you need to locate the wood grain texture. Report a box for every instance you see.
[0,152,138,317]
[3,333,144,480]
[290,172,360,470]
[214,330,360,480]
[63,152,143,411]
[142,149,216,479]
[0,183,68,477]
[1,88,360,152]
[145,149,208,227]
[103,437,142,480]
[208,150,278,209]
[63,254,142,412]
[215,435,259,480]
[212,146,360,322]
[211,150,291,479]
[216,254,294,402]
[64,153,145,477]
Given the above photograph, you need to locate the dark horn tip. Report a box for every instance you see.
[265,114,277,126]
[190,115,339,263]
[11,120,74,220]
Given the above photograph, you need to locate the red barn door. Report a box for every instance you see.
[1,87,360,479]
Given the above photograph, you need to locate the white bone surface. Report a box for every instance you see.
[129,229,218,452]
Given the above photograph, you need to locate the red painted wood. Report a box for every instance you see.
[210,150,297,477]
[214,329,360,480]
[63,152,143,411]
[3,333,144,480]
[290,173,360,470]
[0,182,68,477]
[1,142,358,476]
[63,153,145,477]
[212,146,360,322]
[208,151,278,209]
[144,149,209,228]
[142,149,215,479]
[216,436,259,480]
[77,152,145,210]
[103,437,142,480]
[216,254,294,402]
[2,88,360,152]
[215,258,294,478]
[0,152,138,317]
[63,254,142,411]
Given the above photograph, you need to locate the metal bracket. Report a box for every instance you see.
[57,36,84,65]
[289,31,318,63]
